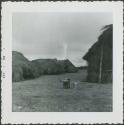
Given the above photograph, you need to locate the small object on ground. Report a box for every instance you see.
[73,81,78,88]
[61,78,71,89]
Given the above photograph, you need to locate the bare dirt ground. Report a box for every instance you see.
[12,70,112,112]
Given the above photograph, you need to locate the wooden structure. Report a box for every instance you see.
[62,78,70,89]
[83,24,113,83]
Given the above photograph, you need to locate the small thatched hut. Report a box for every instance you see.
[12,51,35,82]
[58,59,78,73]
[83,24,113,83]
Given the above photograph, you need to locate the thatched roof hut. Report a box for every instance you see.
[83,24,113,83]
[12,51,35,82]
[58,59,78,73]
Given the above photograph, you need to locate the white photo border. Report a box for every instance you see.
[1,1,123,124]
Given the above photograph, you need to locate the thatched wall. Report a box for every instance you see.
[83,24,113,83]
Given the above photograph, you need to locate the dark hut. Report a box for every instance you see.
[83,24,113,83]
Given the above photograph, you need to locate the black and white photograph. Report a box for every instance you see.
[1,1,123,124]
[12,12,113,112]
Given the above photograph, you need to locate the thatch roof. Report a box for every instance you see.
[12,51,35,82]
[58,59,78,73]
[83,24,113,61]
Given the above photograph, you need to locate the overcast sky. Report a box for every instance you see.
[12,12,112,66]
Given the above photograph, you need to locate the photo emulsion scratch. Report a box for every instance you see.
[1,1,123,124]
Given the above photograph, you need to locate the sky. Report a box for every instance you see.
[12,12,112,66]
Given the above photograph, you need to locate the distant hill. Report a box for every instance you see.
[12,51,78,82]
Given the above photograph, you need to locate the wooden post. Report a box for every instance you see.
[98,44,103,83]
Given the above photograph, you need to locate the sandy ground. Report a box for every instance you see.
[12,70,112,112]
